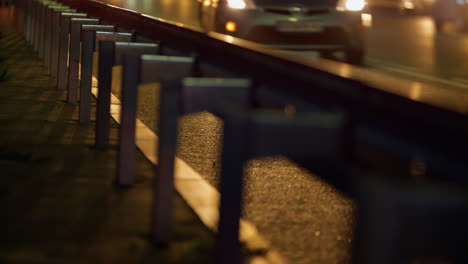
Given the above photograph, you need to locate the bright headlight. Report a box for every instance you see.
[337,0,366,11]
[227,0,246,9]
[346,0,365,10]
[226,0,256,9]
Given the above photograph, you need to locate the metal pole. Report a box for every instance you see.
[95,40,114,149]
[79,29,96,123]
[151,79,181,245]
[49,9,76,77]
[67,18,99,103]
[41,4,66,65]
[117,54,141,186]
[37,1,55,59]
[57,12,86,89]
[79,25,115,123]
[215,111,249,264]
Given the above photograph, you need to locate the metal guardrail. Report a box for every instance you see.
[10,0,468,263]
[59,0,468,182]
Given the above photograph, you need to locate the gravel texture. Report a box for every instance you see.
[111,80,356,264]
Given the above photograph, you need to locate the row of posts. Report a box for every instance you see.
[12,0,468,263]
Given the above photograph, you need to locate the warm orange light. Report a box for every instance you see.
[225,21,237,32]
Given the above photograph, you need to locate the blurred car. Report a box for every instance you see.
[431,0,468,32]
[198,0,368,64]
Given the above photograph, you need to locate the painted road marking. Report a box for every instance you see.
[367,58,468,91]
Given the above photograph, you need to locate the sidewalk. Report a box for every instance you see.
[0,8,215,264]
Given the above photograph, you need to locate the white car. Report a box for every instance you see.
[199,0,367,64]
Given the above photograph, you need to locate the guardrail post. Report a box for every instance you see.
[216,110,344,264]
[67,17,99,103]
[95,41,158,149]
[26,0,34,42]
[119,54,193,188]
[118,54,141,185]
[33,0,41,51]
[34,0,49,51]
[25,0,33,42]
[22,0,29,31]
[79,26,116,123]
[37,1,51,58]
[95,40,114,149]
[151,78,181,245]
[57,12,87,89]
[117,54,196,239]
[32,0,38,47]
[22,0,27,37]
[152,77,251,245]
[17,0,24,33]
[31,0,38,45]
[81,32,134,124]
[43,6,73,68]
[50,9,76,77]
[30,0,39,44]
[216,111,249,264]
[37,1,57,58]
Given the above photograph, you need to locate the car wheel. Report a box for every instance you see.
[345,48,364,65]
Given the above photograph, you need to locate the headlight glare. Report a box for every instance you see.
[337,0,366,11]
[226,0,256,9]
[227,0,246,9]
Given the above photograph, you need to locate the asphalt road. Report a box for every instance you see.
[100,1,467,263]
[365,9,468,85]
[101,0,468,85]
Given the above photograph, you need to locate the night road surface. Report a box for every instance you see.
[101,0,468,87]
[96,1,467,263]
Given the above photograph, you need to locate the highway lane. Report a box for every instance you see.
[101,0,468,87]
[366,10,468,86]
[97,1,466,263]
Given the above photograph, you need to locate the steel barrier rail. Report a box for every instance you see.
[66,2,466,263]
[76,3,468,262]
[56,0,468,184]
[56,0,468,121]
[16,0,468,227]
[11,0,468,263]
